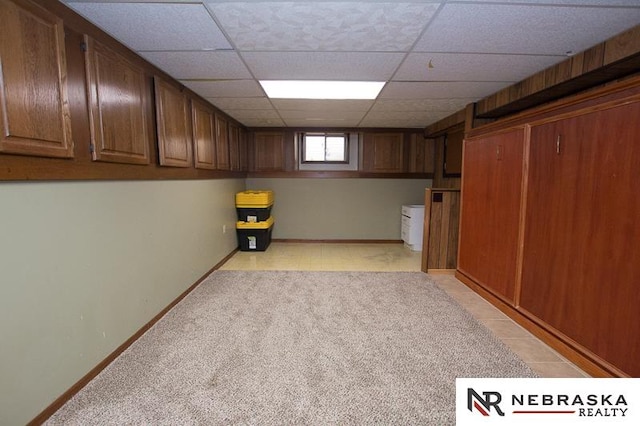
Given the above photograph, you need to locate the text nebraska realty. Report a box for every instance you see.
[512,393,628,417]
[470,389,629,417]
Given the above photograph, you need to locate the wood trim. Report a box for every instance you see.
[271,239,404,244]
[425,269,456,275]
[27,248,239,426]
[421,189,433,273]
[246,171,434,179]
[512,124,531,308]
[455,270,628,378]
[467,74,640,138]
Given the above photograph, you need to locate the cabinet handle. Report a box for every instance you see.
[556,134,561,155]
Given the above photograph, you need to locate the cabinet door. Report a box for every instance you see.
[362,132,403,172]
[154,78,192,167]
[458,128,525,303]
[215,114,230,170]
[521,103,640,376]
[408,133,435,173]
[229,123,240,171]
[84,36,150,165]
[191,100,215,170]
[253,132,284,171]
[0,0,73,158]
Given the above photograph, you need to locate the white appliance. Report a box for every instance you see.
[401,204,425,251]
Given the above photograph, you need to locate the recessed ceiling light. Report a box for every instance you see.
[259,80,385,100]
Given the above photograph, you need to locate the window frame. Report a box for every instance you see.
[301,132,349,164]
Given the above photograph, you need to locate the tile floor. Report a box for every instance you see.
[220,242,590,378]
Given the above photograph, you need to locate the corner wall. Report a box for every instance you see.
[0,179,244,425]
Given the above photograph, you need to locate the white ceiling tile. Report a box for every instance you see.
[272,99,373,112]
[182,80,264,98]
[414,3,640,55]
[370,99,475,113]
[207,2,439,51]
[242,52,404,80]
[208,97,273,110]
[282,118,363,128]
[460,0,640,5]
[277,110,366,121]
[66,3,231,51]
[224,109,281,120]
[380,82,511,99]
[358,117,439,128]
[395,53,565,82]
[237,118,286,127]
[139,51,251,80]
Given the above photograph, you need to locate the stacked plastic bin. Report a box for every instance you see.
[235,190,274,251]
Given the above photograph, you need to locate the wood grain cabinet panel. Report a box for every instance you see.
[84,36,150,165]
[154,78,192,167]
[520,103,640,377]
[421,188,460,272]
[362,132,404,172]
[0,0,73,158]
[191,100,215,170]
[215,114,230,170]
[253,131,284,171]
[457,128,525,303]
[409,133,435,173]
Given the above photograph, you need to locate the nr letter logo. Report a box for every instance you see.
[467,388,505,416]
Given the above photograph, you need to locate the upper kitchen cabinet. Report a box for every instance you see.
[154,78,192,167]
[361,132,404,172]
[215,114,230,170]
[191,99,216,170]
[84,35,151,165]
[0,0,73,158]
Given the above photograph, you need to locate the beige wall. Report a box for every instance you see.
[0,179,244,426]
[246,178,432,240]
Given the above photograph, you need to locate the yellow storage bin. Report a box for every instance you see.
[236,216,274,229]
[235,190,274,208]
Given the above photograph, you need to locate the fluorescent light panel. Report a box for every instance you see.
[260,80,385,100]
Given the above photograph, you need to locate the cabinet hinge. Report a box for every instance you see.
[80,42,87,52]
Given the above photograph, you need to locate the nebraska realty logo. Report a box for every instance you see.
[456,378,640,425]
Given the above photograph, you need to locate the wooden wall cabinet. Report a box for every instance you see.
[361,132,404,172]
[457,128,525,303]
[214,114,230,170]
[421,188,460,272]
[154,78,192,167]
[457,87,640,377]
[0,0,73,158]
[408,133,435,174]
[84,36,150,165]
[191,99,216,170]
[229,123,247,171]
[252,131,285,171]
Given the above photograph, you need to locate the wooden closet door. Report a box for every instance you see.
[0,0,73,158]
[457,128,525,303]
[521,103,640,376]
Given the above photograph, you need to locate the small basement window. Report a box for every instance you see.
[302,133,348,163]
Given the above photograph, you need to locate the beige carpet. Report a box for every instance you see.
[46,271,537,425]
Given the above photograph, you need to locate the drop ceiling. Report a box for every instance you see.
[62,0,640,129]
